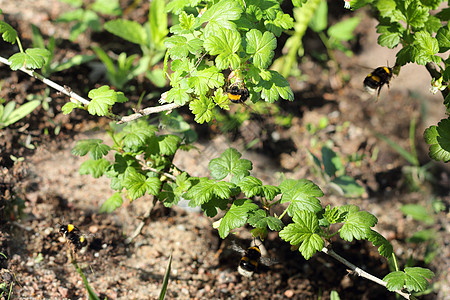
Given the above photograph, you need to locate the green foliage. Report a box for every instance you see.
[383,267,434,292]
[0,99,40,128]
[56,0,121,41]
[31,25,95,76]
[424,118,450,163]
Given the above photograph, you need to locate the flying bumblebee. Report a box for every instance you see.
[232,241,274,277]
[363,66,393,98]
[59,224,87,251]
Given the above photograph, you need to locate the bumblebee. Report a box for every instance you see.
[227,82,250,103]
[232,242,274,277]
[59,224,87,251]
[363,66,393,98]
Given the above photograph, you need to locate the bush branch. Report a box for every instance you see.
[0,55,181,123]
[321,247,412,299]
[0,56,90,105]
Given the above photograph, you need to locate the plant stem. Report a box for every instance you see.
[409,116,419,166]
[321,247,411,299]
[0,55,182,123]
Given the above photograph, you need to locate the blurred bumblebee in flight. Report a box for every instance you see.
[363,66,393,99]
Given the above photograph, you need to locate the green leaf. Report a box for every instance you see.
[0,100,40,127]
[8,48,51,70]
[415,30,440,65]
[122,170,162,200]
[279,210,324,260]
[279,179,323,216]
[367,229,393,258]
[395,45,419,66]
[71,139,111,160]
[104,19,147,45]
[189,95,215,124]
[264,11,294,36]
[248,209,284,231]
[122,120,157,149]
[209,148,252,180]
[155,134,182,156]
[203,27,241,70]
[404,1,429,29]
[255,70,294,103]
[238,176,263,197]
[383,267,434,292]
[331,175,365,198]
[164,36,189,59]
[184,179,234,206]
[308,0,327,32]
[245,29,276,69]
[99,192,123,213]
[376,22,403,48]
[261,185,280,201]
[201,196,229,217]
[188,66,225,96]
[424,118,450,163]
[218,198,259,238]
[79,158,110,178]
[339,205,377,241]
[166,85,191,105]
[87,86,117,116]
[0,21,17,43]
[400,204,434,224]
[194,0,242,29]
[62,101,80,115]
[91,0,121,15]
[327,17,361,41]
[436,25,450,52]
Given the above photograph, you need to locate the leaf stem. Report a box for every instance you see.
[16,37,24,53]
[278,203,290,219]
[321,247,411,299]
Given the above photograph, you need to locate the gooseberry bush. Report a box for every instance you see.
[1,0,446,298]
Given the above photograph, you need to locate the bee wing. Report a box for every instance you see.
[231,241,246,255]
[260,256,277,266]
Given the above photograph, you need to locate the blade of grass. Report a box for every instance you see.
[372,131,419,166]
[159,253,172,300]
[72,259,100,300]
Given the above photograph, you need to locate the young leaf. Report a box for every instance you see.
[255,70,294,102]
[376,23,403,48]
[104,19,147,45]
[264,11,294,37]
[189,95,215,124]
[424,118,450,163]
[0,21,17,43]
[99,192,123,213]
[279,179,323,216]
[218,198,259,238]
[209,148,252,180]
[203,27,241,70]
[367,229,394,258]
[8,48,51,70]
[383,267,434,292]
[188,66,224,96]
[279,210,324,260]
[201,196,229,217]
[245,29,276,69]
[261,185,280,201]
[193,0,242,29]
[148,134,182,156]
[238,176,263,198]
[327,17,361,42]
[184,179,234,206]
[164,36,189,59]
[248,209,284,231]
[71,139,111,160]
[166,85,191,105]
[122,120,157,149]
[339,205,377,241]
[436,25,450,52]
[87,86,117,116]
[79,158,110,178]
[415,30,440,65]
[122,170,162,201]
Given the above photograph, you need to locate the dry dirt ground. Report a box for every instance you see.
[0,1,449,299]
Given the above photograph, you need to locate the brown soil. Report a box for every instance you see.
[0,1,448,299]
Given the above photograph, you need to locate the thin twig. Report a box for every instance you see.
[0,55,182,123]
[117,103,182,124]
[321,247,412,299]
[0,56,90,105]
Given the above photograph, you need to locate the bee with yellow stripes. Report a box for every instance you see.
[59,224,87,251]
[363,66,393,98]
[227,81,250,103]
[232,241,275,277]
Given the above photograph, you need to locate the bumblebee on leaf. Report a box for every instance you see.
[227,81,250,103]
[59,224,87,251]
[363,66,393,99]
